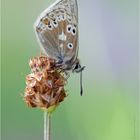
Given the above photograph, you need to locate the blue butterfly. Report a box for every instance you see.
[34,0,85,95]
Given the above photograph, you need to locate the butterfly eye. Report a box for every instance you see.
[52,20,58,27]
[72,26,77,35]
[67,25,72,33]
[48,25,52,28]
[53,21,58,26]
[47,24,53,30]
[67,43,73,49]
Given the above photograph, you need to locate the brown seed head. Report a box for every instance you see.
[24,56,67,111]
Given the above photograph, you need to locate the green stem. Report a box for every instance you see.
[44,111,51,140]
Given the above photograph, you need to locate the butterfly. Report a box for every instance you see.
[34,0,85,95]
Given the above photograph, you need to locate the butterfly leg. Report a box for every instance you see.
[73,62,85,96]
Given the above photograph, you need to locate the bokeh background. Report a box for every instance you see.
[1,0,139,140]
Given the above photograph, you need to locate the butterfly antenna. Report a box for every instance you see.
[80,70,83,96]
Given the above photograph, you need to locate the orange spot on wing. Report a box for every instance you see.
[43,18,50,25]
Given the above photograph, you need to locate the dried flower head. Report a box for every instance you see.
[24,56,67,112]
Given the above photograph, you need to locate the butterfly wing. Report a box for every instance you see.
[34,0,79,69]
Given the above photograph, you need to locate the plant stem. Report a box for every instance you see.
[44,111,51,140]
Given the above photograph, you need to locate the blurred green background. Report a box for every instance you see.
[1,0,139,140]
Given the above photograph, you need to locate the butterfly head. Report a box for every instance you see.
[73,60,85,73]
